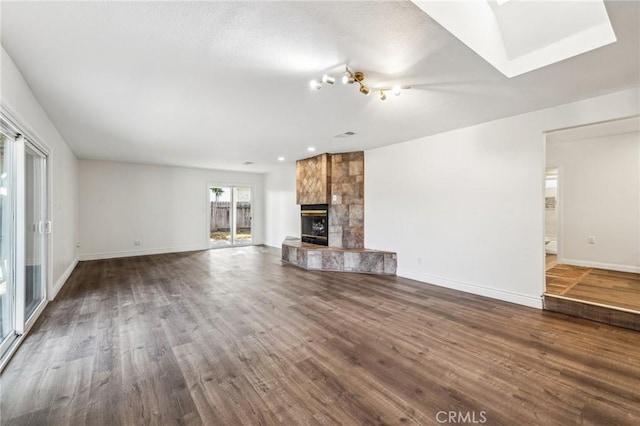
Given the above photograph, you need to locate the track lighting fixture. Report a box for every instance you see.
[309,66,410,101]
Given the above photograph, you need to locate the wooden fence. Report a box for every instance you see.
[210,201,251,231]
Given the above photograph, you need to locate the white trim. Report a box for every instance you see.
[397,268,543,309]
[556,166,564,264]
[79,245,208,261]
[561,258,640,274]
[0,106,50,156]
[14,136,25,334]
[51,256,79,300]
[541,135,548,296]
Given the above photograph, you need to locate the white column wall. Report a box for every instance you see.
[264,163,299,248]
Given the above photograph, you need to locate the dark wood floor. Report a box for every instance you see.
[2,246,639,425]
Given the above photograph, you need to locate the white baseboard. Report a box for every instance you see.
[561,258,640,274]
[397,269,543,309]
[79,245,208,261]
[51,256,79,300]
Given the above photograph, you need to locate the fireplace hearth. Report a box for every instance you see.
[301,204,328,246]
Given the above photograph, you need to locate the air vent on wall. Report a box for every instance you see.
[242,161,254,165]
[334,131,356,138]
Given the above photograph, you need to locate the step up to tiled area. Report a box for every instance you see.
[544,261,640,331]
[281,238,397,275]
[544,294,640,331]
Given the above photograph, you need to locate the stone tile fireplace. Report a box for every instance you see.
[282,151,397,275]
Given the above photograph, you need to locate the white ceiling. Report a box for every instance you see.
[1,1,639,173]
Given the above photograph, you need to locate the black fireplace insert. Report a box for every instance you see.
[301,204,328,246]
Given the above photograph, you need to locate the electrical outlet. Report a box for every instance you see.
[588,236,596,244]
[134,240,141,246]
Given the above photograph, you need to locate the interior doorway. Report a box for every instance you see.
[209,186,253,248]
[543,116,640,328]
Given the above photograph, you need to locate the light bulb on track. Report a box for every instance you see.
[342,75,354,84]
[322,74,335,84]
[309,79,322,90]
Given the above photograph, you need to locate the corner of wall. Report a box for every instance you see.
[51,256,79,300]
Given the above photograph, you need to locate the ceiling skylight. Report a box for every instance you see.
[411,0,616,77]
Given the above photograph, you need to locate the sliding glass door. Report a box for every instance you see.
[209,186,252,247]
[0,114,49,365]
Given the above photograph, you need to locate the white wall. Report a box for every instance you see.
[547,132,640,272]
[1,46,79,300]
[365,88,640,309]
[78,160,264,260]
[264,163,299,248]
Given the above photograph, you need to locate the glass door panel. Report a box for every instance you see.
[210,186,231,247]
[0,131,15,355]
[24,144,46,321]
[234,187,252,245]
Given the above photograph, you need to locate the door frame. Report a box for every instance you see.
[21,140,48,329]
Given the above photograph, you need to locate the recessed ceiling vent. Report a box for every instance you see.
[242,161,254,165]
[334,131,356,138]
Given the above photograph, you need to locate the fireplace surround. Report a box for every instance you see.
[286,151,396,275]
